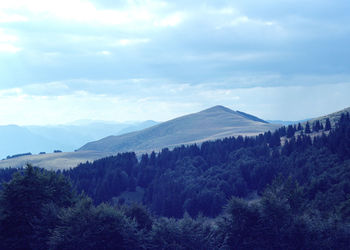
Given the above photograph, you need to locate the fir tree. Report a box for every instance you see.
[305,122,311,134]
[325,118,331,131]
[297,123,303,131]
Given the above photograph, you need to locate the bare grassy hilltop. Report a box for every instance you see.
[79,105,281,153]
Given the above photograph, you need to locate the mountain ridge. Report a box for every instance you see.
[79,105,280,153]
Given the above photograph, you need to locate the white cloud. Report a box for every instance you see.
[98,50,111,55]
[0,43,22,53]
[0,29,18,42]
[0,88,23,96]
[1,78,349,125]
[210,7,238,15]
[0,11,28,23]
[0,0,182,29]
[154,12,185,27]
[215,14,279,30]
[183,52,274,62]
[21,82,71,96]
[0,29,21,53]
[112,38,150,46]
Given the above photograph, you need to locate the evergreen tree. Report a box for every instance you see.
[312,120,321,132]
[297,123,303,131]
[49,197,141,250]
[0,165,76,250]
[305,122,311,134]
[286,125,295,138]
[279,126,287,137]
[325,118,331,131]
[215,197,262,249]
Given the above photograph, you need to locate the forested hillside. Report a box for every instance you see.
[63,114,350,218]
[0,113,349,249]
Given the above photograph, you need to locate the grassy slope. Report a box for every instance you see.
[306,106,350,126]
[0,151,110,170]
[79,105,280,153]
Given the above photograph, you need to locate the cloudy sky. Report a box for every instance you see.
[1,0,349,125]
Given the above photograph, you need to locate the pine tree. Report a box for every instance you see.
[287,125,295,138]
[325,118,331,131]
[305,122,311,134]
[297,123,303,131]
[312,120,321,132]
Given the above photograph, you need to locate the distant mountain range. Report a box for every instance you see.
[79,105,281,153]
[0,120,158,159]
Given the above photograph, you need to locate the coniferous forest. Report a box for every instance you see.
[0,114,349,249]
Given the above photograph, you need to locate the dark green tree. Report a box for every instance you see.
[149,215,212,250]
[49,197,141,250]
[215,197,262,249]
[313,120,321,132]
[287,125,295,138]
[122,203,153,231]
[325,118,331,131]
[297,123,303,131]
[305,122,311,134]
[0,165,76,250]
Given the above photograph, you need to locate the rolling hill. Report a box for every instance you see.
[79,105,281,153]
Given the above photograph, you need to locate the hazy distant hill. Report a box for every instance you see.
[0,120,157,159]
[79,105,281,153]
[267,119,309,126]
[0,125,60,159]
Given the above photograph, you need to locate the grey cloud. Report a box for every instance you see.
[0,0,349,90]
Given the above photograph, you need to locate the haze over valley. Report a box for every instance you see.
[0,120,157,160]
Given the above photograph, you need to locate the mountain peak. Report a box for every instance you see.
[201,105,235,113]
[79,106,279,153]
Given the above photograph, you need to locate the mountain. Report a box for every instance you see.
[26,120,158,150]
[79,105,281,153]
[0,125,60,159]
[0,120,158,159]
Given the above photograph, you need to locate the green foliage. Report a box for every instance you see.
[0,165,76,250]
[49,197,142,250]
[149,215,213,250]
[215,177,350,250]
[122,203,153,231]
[215,197,262,249]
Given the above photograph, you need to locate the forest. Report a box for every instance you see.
[0,114,349,249]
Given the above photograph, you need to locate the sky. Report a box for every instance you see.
[0,0,349,125]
